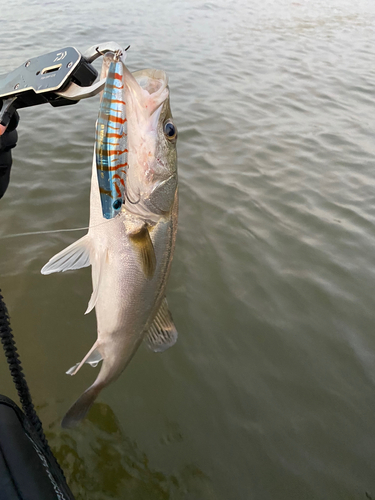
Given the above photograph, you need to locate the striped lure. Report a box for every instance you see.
[95,52,127,219]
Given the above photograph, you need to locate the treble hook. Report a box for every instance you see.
[95,46,105,56]
[95,47,124,61]
[124,184,140,205]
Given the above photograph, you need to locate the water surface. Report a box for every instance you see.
[1,1,375,498]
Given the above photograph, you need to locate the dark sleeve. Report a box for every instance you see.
[0,400,59,499]
[0,111,19,199]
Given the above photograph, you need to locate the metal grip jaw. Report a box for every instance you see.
[0,42,126,128]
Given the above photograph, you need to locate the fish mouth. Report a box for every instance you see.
[122,67,169,123]
[132,69,168,96]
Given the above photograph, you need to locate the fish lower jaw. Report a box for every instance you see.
[121,203,164,223]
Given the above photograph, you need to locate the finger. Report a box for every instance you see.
[0,124,7,136]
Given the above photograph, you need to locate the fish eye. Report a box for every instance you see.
[113,199,122,210]
[163,120,177,140]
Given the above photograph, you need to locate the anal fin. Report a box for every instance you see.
[145,297,178,353]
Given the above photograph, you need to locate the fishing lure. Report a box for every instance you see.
[95,51,127,219]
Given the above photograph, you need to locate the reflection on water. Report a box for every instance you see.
[46,403,216,500]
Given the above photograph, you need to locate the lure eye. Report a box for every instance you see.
[113,199,122,210]
[163,121,177,140]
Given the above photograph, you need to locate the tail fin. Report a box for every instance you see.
[61,384,101,428]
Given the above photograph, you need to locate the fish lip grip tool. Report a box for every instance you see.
[0,41,125,128]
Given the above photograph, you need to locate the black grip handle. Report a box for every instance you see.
[0,47,98,111]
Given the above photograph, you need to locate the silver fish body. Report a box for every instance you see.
[41,61,178,427]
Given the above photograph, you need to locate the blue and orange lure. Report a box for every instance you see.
[95,52,127,219]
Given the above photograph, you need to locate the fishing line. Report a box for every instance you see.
[0,218,114,240]
[0,227,88,239]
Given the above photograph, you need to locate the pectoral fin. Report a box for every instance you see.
[145,297,178,352]
[41,235,91,275]
[129,224,156,279]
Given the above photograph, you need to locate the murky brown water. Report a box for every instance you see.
[1,1,375,498]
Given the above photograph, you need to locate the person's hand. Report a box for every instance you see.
[0,110,19,199]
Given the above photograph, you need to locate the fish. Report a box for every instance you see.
[95,50,128,219]
[41,53,179,428]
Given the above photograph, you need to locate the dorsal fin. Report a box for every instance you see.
[85,249,108,314]
[66,341,103,376]
[41,235,91,275]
